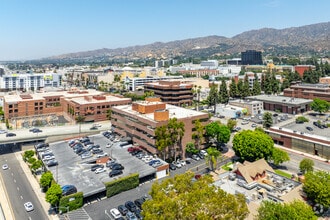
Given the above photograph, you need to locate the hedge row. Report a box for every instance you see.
[105,173,139,197]
[59,192,83,213]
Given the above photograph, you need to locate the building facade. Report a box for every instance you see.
[229,99,264,116]
[241,50,263,65]
[294,65,315,77]
[267,127,330,160]
[247,95,312,114]
[124,76,183,91]
[111,98,209,158]
[144,81,193,106]
[319,77,330,84]
[3,89,131,128]
[0,73,62,92]
[283,83,330,102]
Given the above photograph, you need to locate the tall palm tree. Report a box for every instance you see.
[167,118,185,161]
[205,147,221,171]
[75,115,85,136]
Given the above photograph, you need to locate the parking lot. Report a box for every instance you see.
[282,115,329,136]
[46,133,157,198]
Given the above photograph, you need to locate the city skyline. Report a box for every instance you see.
[0,0,329,61]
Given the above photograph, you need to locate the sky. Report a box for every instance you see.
[0,0,329,61]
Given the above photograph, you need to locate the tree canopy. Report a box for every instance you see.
[303,171,330,208]
[310,98,330,114]
[205,147,221,171]
[269,148,290,166]
[262,112,273,129]
[46,183,62,206]
[299,158,314,174]
[256,200,317,220]
[142,172,249,220]
[205,121,231,145]
[40,171,54,191]
[232,130,275,162]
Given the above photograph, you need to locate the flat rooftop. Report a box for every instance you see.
[247,95,312,105]
[69,95,130,105]
[113,103,208,121]
[4,89,104,103]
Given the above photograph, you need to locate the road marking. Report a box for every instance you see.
[14,179,16,183]
[11,173,13,176]
[20,195,23,200]
[17,187,19,191]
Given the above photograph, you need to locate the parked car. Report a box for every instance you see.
[117,205,129,216]
[46,160,58,167]
[61,185,77,196]
[192,154,200,161]
[106,159,117,167]
[6,133,16,137]
[106,143,113,148]
[306,126,313,131]
[81,152,93,159]
[91,164,104,171]
[111,163,124,170]
[0,130,8,134]
[2,164,9,170]
[96,152,108,158]
[169,163,177,170]
[110,208,123,219]
[251,123,257,128]
[151,160,162,168]
[125,201,137,212]
[134,198,145,209]
[95,167,106,174]
[172,161,182,168]
[197,152,205,159]
[109,169,123,177]
[92,148,103,154]
[30,128,42,133]
[126,211,138,220]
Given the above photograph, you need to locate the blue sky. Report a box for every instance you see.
[0,0,329,61]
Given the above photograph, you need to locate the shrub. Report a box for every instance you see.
[105,173,139,197]
[295,116,309,123]
[59,192,83,213]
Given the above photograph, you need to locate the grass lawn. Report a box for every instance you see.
[275,169,292,179]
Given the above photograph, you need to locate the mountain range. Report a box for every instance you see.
[47,22,330,61]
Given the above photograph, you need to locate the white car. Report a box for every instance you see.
[106,143,113,148]
[93,123,102,128]
[96,152,108,158]
[95,167,106,174]
[110,208,123,219]
[2,164,8,170]
[173,161,182,168]
[24,202,34,212]
[179,160,186,166]
[200,150,208,156]
[0,130,8,134]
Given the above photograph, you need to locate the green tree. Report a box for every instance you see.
[40,171,54,191]
[46,183,62,206]
[252,73,261,95]
[310,98,330,114]
[106,109,112,120]
[236,79,244,98]
[185,142,199,156]
[207,84,218,113]
[205,121,230,146]
[217,124,231,144]
[142,172,249,220]
[205,147,221,171]
[167,118,185,161]
[263,112,273,129]
[75,115,85,135]
[232,130,274,162]
[299,158,314,174]
[30,160,43,173]
[227,119,237,131]
[229,78,237,98]
[256,200,317,220]
[192,120,204,149]
[27,157,36,164]
[155,125,170,160]
[219,78,229,104]
[269,148,290,166]
[303,171,330,208]
[23,150,35,162]
[241,75,250,98]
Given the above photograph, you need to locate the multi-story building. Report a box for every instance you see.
[283,83,330,102]
[3,89,131,128]
[177,69,219,78]
[0,73,62,92]
[247,95,312,114]
[241,50,263,65]
[124,76,183,91]
[144,81,193,106]
[229,99,264,116]
[111,98,209,158]
[200,60,219,69]
[294,65,315,77]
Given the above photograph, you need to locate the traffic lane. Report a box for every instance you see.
[1,149,48,220]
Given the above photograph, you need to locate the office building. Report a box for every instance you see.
[241,50,263,65]
[124,76,183,91]
[111,98,209,158]
[144,81,193,106]
[283,83,330,102]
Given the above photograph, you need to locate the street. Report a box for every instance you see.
[0,144,48,220]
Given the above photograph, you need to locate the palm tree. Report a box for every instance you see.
[75,115,85,136]
[155,125,170,160]
[205,147,221,171]
[167,118,185,161]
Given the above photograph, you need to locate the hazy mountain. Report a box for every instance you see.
[46,22,330,61]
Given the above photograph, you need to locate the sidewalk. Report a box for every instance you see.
[15,151,59,220]
[0,167,14,220]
